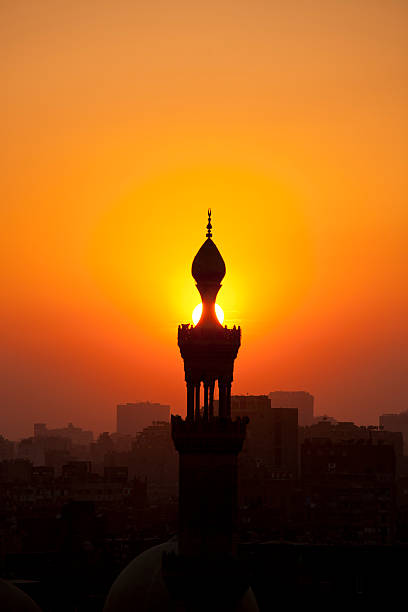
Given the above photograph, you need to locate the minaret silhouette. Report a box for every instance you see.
[172,210,247,556]
[163,211,251,610]
[104,212,257,612]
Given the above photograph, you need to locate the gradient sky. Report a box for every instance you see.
[1,1,407,438]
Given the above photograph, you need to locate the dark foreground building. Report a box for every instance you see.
[104,212,257,611]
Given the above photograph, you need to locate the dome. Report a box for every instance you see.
[0,579,41,611]
[104,538,259,612]
[192,238,226,284]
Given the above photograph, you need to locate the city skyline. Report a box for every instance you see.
[7,389,408,445]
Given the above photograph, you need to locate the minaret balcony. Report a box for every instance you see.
[178,323,241,346]
[171,415,248,454]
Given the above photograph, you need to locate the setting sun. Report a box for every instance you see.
[1,1,407,438]
[192,303,224,326]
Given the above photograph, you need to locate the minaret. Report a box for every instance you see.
[171,210,247,559]
[104,212,257,612]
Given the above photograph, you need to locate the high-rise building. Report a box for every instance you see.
[269,390,314,426]
[225,394,299,477]
[116,402,170,435]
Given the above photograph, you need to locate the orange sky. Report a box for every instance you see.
[1,1,407,438]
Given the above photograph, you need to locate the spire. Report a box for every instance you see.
[206,208,212,238]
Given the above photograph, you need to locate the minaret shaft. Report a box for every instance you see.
[172,211,247,558]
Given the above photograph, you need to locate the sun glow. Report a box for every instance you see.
[192,303,224,326]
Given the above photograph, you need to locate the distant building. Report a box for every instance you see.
[62,460,92,481]
[33,422,93,446]
[301,438,397,543]
[0,435,14,460]
[17,437,46,465]
[129,421,178,503]
[380,411,408,455]
[229,394,270,420]
[32,465,54,482]
[33,423,47,437]
[0,459,32,483]
[104,465,128,483]
[229,395,298,478]
[302,438,396,478]
[18,434,74,470]
[269,390,314,426]
[110,432,133,452]
[313,414,337,424]
[116,402,170,436]
[90,432,114,475]
[302,420,403,456]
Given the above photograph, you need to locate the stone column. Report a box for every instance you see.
[218,380,226,418]
[226,382,232,418]
[195,382,201,421]
[187,382,194,421]
[203,383,209,420]
[209,381,215,420]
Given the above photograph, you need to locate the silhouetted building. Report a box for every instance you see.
[225,396,298,531]
[302,438,396,477]
[0,435,14,460]
[23,423,93,473]
[90,432,114,475]
[17,437,46,465]
[62,460,92,481]
[301,420,403,473]
[33,423,47,437]
[18,435,74,474]
[110,432,133,452]
[269,390,314,426]
[229,395,298,478]
[34,422,93,445]
[0,459,32,483]
[313,414,337,424]
[230,395,270,420]
[116,402,170,435]
[380,411,408,454]
[301,438,396,543]
[104,466,128,483]
[129,421,177,503]
[32,465,55,483]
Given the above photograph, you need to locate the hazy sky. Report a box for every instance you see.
[1,1,407,438]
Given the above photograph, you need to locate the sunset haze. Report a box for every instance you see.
[1,0,407,438]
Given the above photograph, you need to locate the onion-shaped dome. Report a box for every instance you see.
[191,210,226,284]
[192,238,226,284]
